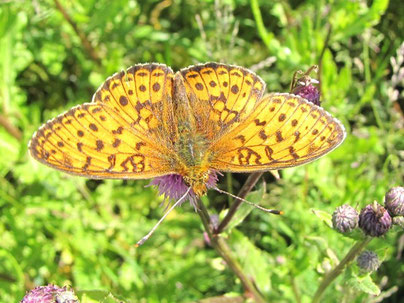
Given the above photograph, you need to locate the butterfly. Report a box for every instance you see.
[29,63,346,200]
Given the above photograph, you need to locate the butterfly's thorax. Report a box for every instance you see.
[174,127,211,195]
[175,124,208,166]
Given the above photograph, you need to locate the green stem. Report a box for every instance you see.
[53,0,101,64]
[317,25,332,96]
[0,7,13,114]
[312,237,372,303]
[363,31,371,84]
[197,200,266,303]
[0,114,22,141]
[291,275,302,303]
[226,172,233,206]
[250,0,273,50]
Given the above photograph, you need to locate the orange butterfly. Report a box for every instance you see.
[29,63,346,200]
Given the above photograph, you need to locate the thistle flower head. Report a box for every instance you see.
[384,186,404,217]
[149,171,219,209]
[359,202,392,237]
[291,65,321,106]
[357,250,380,273]
[332,204,359,233]
[20,284,78,303]
[293,81,321,106]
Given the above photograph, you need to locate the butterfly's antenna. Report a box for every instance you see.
[213,187,283,215]
[136,187,192,247]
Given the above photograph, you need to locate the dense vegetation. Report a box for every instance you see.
[0,0,403,302]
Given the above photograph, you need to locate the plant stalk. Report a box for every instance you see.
[317,24,332,96]
[250,0,272,50]
[0,114,22,141]
[197,199,266,303]
[312,237,372,303]
[53,0,100,64]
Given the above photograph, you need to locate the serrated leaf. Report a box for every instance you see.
[227,229,273,294]
[347,274,381,296]
[311,209,332,228]
[101,293,126,303]
[77,290,123,303]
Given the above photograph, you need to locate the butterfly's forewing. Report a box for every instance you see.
[210,93,346,171]
[179,63,266,139]
[29,64,176,179]
[93,63,177,141]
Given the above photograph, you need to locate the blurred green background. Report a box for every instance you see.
[0,0,403,302]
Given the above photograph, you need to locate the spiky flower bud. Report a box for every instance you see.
[359,202,392,237]
[332,204,359,233]
[291,65,321,106]
[384,186,404,217]
[20,284,78,303]
[357,250,380,273]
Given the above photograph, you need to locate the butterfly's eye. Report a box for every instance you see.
[182,175,193,187]
[201,172,209,183]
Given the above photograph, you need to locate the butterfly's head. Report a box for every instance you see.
[183,170,210,197]
[181,166,219,197]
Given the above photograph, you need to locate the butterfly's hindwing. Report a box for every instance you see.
[210,93,346,171]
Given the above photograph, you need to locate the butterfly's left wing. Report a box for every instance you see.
[208,93,346,171]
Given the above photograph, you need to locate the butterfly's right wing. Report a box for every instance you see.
[29,64,178,179]
[209,93,346,171]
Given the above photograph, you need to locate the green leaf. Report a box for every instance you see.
[132,25,153,39]
[77,290,126,303]
[347,274,381,296]
[311,208,332,228]
[228,229,273,294]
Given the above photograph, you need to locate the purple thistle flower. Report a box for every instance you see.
[290,65,321,106]
[359,202,392,237]
[149,171,219,209]
[20,284,78,303]
[384,186,404,217]
[293,84,321,106]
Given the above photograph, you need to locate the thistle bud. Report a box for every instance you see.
[20,284,78,303]
[293,82,321,106]
[291,65,321,106]
[332,204,359,233]
[359,202,392,237]
[357,250,380,273]
[384,186,404,217]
